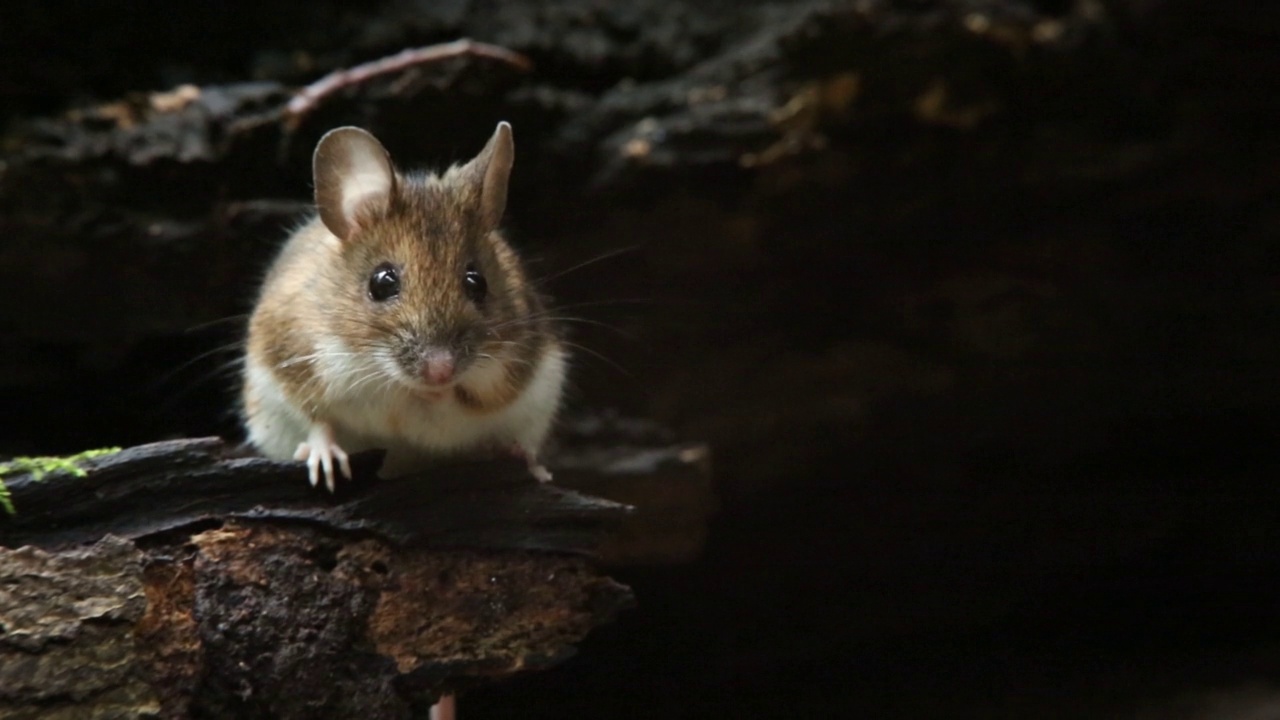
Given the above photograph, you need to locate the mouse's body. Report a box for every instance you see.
[240,122,566,490]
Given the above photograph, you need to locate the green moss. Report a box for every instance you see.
[0,447,122,516]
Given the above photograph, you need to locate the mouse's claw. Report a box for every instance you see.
[528,463,553,483]
[294,423,351,492]
[509,442,553,483]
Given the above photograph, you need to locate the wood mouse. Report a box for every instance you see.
[240,121,567,491]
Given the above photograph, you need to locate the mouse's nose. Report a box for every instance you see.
[419,351,455,385]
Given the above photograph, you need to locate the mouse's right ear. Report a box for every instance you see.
[313,127,397,241]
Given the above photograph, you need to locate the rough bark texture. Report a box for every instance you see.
[2,0,1278,717]
[0,532,628,719]
[0,424,711,718]
[0,438,630,553]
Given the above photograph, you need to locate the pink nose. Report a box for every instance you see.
[420,354,455,385]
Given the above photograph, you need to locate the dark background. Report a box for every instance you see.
[2,0,1279,717]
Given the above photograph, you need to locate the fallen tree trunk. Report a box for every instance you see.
[0,421,712,719]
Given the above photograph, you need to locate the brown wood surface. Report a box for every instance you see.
[0,421,713,719]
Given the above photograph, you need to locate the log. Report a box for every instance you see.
[0,420,712,719]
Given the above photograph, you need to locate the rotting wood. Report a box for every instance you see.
[0,419,712,718]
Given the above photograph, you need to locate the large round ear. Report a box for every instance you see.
[458,121,514,230]
[313,127,396,241]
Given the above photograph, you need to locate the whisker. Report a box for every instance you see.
[532,245,640,285]
[558,340,634,379]
[183,314,250,334]
[486,298,653,334]
[484,339,536,352]
[347,367,387,396]
[277,351,358,369]
[150,352,248,413]
[537,316,639,336]
[541,298,657,312]
[488,351,534,368]
[490,314,638,342]
[153,340,247,387]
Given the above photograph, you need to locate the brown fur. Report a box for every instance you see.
[243,143,554,422]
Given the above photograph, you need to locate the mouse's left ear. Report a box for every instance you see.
[313,127,397,241]
[461,121,514,230]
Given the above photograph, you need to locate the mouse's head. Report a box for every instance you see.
[311,122,543,396]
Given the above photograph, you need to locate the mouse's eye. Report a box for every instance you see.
[463,263,487,305]
[368,263,400,302]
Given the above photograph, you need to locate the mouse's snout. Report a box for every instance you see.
[417,348,456,386]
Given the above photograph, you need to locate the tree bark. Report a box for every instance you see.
[0,421,712,719]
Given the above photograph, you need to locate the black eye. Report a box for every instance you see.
[463,263,487,305]
[368,263,400,302]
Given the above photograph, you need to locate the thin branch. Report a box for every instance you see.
[283,39,534,131]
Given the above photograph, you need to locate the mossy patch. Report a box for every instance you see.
[0,447,121,515]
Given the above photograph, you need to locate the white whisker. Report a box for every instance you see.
[278,351,358,369]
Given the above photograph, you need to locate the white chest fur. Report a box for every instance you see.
[252,338,569,475]
[242,343,568,485]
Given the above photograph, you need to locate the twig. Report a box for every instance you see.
[282,39,534,132]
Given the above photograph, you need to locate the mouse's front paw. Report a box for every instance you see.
[508,442,553,483]
[294,423,352,492]
[528,463,553,483]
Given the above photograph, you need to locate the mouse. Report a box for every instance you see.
[239,121,568,491]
